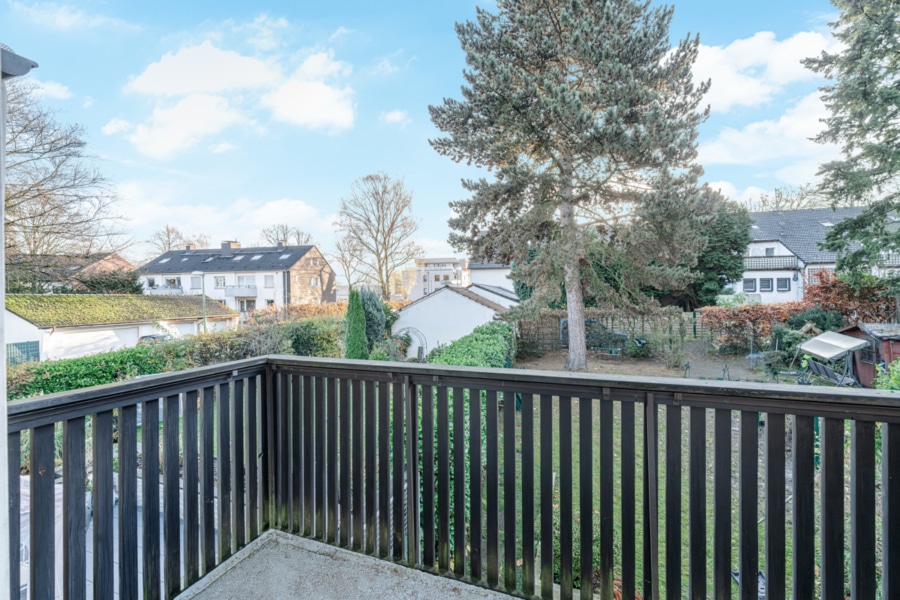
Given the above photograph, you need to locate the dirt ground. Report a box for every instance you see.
[516,339,781,383]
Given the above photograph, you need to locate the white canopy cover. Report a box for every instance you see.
[799,331,869,362]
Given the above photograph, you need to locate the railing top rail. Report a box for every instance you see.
[8,356,268,432]
[269,355,900,420]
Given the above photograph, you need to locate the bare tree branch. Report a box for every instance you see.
[260,224,315,246]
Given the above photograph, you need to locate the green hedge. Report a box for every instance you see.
[427,321,515,368]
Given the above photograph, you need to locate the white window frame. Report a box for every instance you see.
[742,278,756,293]
[776,278,790,292]
[214,276,226,288]
[264,274,275,288]
[191,276,202,290]
[760,278,773,293]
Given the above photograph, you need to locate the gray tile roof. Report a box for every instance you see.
[140,245,314,274]
[468,259,510,270]
[749,207,868,265]
[469,283,519,302]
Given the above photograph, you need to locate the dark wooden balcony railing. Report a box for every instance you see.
[7,355,900,599]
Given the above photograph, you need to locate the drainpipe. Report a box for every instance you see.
[1,45,38,595]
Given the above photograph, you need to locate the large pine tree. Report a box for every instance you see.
[430,0,708,369]
[805,0,900,293]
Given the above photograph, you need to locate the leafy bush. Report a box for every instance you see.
[771,325,810,355]
[876,358,900,390]
[623,338,653,358]
[344,290,369,359]
[286,319,342,358]
[427,321,515,369]
[786,307,844,332]
[359,288,386,351]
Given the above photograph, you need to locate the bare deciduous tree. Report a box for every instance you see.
[260,224,314,246]
[335,173,422,298]
[746,184,867,212]
[146,224,210,254]
[330,234,372,289]
[5,79,125,257]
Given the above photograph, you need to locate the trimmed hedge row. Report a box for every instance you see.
[427,321,515,368]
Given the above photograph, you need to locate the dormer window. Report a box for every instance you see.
[233,255,244,261]
[279,253,291,260]
[158,258,170,264]
[251,254,263,261]
[765,247,775,256]
[821,221,834,227]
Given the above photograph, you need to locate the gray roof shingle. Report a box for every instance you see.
[140,245,314,274]
[749,207,868,265]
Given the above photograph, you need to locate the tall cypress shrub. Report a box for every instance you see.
[359,288,386,351]
[344,289,369,359]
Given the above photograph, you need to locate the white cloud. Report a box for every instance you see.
[209,142,237,154]
[379,110,411,127]
[82,96,95,108]
[125,41,280,96]
[329,26,354,41]
[373,59,399,76]
[31,80,73,100]
[416,237,455,257]
[126,95,244,160]
[242,14,289,51]
[695,31,840,113]
[10,1,139,31]
[699,92,839,173]
[101,118,133,135]
[261,52,355,133]
[706,181,771,207]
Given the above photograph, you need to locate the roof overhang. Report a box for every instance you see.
[799,331,869,362]
[1,47,38,79]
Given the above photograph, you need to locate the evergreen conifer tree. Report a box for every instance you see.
[359,287,386,351]
[430,0,708,369]
[344,289,369,360]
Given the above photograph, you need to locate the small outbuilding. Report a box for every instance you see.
[840,323,900,388]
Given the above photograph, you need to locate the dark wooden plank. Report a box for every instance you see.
[182,392,200,587]
[164,395,182,598]
[850,420,875,600]
[559,395,573,600]
[665,402,682,600]
[689,407,706,600]
[218,383,233,561]
[93,413,114,598]
[63,419,86,600]
[621,401,636,600]
[540,393,554,598]
[505,391,519,593]
[405,379,420,564]
[199,388,216,576]
[522,392,536,595]
[471,388,483,582]
[118,406,139,599]
[884,423,900,598]
[643,395,660,600]
[233,378,246,549]
[598,392,614,600]
[765,413,785,600]
[452,386,466,577]
[328,377,339,545]
[365,379,376,554]
[437,385,450,572]
[739,410,758,600]
[316,375,326,540]
[304,376,314,538]
[247,377,259,541]
[713,408,731,600]
[392,381,404,559]
[8,432,21,600]
[276,372,288,530]
[486,388,500,587]
[31,424,56,599]
[579,397,593,600]
[820,417,844,600]
[352,378,363,551]
[422,384,436,568]
[262,367,274,530]
[792,416,815,600]
[291,374,301,535]
[340,377,351,547]
[378,380,389,557]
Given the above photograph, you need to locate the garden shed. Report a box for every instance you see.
[840,323,900,388]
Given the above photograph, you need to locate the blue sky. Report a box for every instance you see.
[1,0,842,268]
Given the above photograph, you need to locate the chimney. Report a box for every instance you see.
[185,243,196,251]
[277,241,287,248]
[221,241,241,250]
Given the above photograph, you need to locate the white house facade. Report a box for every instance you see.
[468,259,513,289]
[140,241,337,315]
[407,257,470,300]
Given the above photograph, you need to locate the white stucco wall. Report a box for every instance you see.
[729,270,803,303]
[745,241,793,257]
[469,268,512,289]
[142,270,286,312]
[392,289,500,358]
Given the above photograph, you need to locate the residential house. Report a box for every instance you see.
[5,294,238,362]
[468,258,513,289]
[391,284,518,359]
[6,252,136,292]
[406,257,469,300]
[139,241,337,315]
[729,207,900,303]
[840,323,900,388]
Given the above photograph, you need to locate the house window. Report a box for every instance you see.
[237,275,255,287]
[760,278,773,292]
[214,276,226,288]
[158,258,170,264]
[146,277,156,288]
[191,276,202,289]
[860,339,878,364]
[434,275,440,282]
[251,254,263,261]
[165,277,181,288]
[743,278,756,293]
[443,274,450,281]
[777,278,790,292]
[238,299,256,312]
[266,299,275,307]
[309,276,321,288]
[264,275,275,288]
[422,275,427,282]
[233,255,244,261]
[765,247,775,256]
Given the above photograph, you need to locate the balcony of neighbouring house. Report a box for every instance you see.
[224,285,257,297]
[7,356,900,599]
[144,286,184,295]
[743,255,801,271]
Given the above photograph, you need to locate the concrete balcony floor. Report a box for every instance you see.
[177,530,511,600]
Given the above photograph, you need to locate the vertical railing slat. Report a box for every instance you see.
[8,432,21,600]
[579,397,593,600]
[471,387,483,582]
[820,417,844,600]
[164,394,182,599]
[199,388,215,576]
[247,376,260,540]
[119,406,139,598]
[262,367,273,531]
[792,415,815,599]
[316,376,326,540]
[884,423,900,598]
[392,381,404,560]
[422,384,435,568]
[598,391,614,600]
[291,374,301,536]
[522,392,536,595]
[689,406,706,600]
[765,413,785,600]
[540,393,553,599]
[276,372,288,530]
[437,385,450,572]
[352,378,363,551]
[142,399,161,599]
[713,408,732,600]
[218,383,232,561]
[739,410,758,600]
[486,388,500,587]
[506,391,520,593]
[233,378,246,549]
[340,377,351,548]
[32,424,56,599]
[665,401,682,600]
[328,377,339,545]
[850,420,875,600]
[182,391,200,587]
[93,411,115,598]
[621,401,636,600]
[559,395,573,600]
[303,375,314,538]
[643,394,660,600]
[452,386,466,577]
[63,419,87,600]
[405,378,420,565]
[365,379,376,554]
[378,380,389,557]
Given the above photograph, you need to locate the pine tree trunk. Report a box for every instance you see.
[560,180,587,370]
